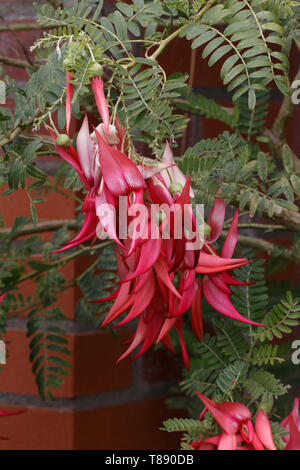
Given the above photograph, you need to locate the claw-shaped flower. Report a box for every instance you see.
[192,393,277,450]
[281,398,300,450]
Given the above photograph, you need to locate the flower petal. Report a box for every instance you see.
[90,77,110,134]
[255,410,277,450]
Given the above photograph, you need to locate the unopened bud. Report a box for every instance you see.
[204,222,212,238]
[56,134,71,147]
[169,182,183,195]
[63,57,74,70]
[89,62,103,78]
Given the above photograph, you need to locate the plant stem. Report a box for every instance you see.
[0,55,36,69]
[16,241,113,285]
[220,231,300,264]
[147,0,217,61]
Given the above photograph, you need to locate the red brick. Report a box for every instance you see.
[74,396,186,450]
[0,406,74,450]
[0,329,74,397]
[73,330,133,397]
[0,329,133,398]
[1,178,76,229]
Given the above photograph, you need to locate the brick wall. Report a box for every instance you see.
[0,0,299,450]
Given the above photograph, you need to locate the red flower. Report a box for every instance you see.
[192,393,277,450]
[281,398,300,450]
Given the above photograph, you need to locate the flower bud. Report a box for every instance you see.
[56,134,71,147]
[204,222,212,238]
[89,62,103,78]
[169,182,184,195]
[63,57,74,70]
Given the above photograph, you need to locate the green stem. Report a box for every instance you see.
[16,241,113,285]
[147,0,217,61]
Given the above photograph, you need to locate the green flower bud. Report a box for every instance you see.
[56,134,71,147]
[63,57,74,70]
[204,222,212,238]
[169,182,184,195]
[88,62,103,78]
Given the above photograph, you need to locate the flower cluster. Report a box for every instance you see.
[192,393,277,450]
[191,393,300,450]
[50,74,264,368]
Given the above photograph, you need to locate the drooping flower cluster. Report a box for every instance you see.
[51,73,264,368]
[191,393,277,451]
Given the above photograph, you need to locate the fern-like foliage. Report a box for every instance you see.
[180,0,290,108]
[237,90,270,137]
[252,291,300,342]
[27,306,71,400]
[231,258,268,327]
[174,87,238,129]
[216,360,248,395]
[243,368,290,409]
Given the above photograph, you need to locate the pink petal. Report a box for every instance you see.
[116,317,147,363]
[76,115,94,185]
[197,252,248,268]
[95,128,144,196]
[221,210,239,258]
[161,142,194,198]
[133,314,165,359]
[216,402,251,422]
[90,77,110,134]
[196,393,240,435]
[124,237,161,282]
[172,269,196,317]
[156,317,178,344]
[255,410,277,450]
[207,196,226,243]
[50,130,90,189]
[95,185,123,247]
[115,274,155,326]
[153,256,182,299]
[203,276,265,327]
[175,320,189,369]
[66,71,74,135]
[209,274,232,295]
[101,281,132,327]
[285,410,300,450]
[218,432,237,450]
[191,279,203,341]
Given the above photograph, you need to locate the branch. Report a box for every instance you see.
[0,110,40,147]
[218,182,300,233]
[0,23,52,33]
[220,231,300,264]
[0,55,35,69]
[263,67,300,171]
[17,241,113,285]
[0,218,79,240]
